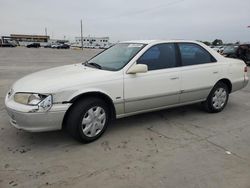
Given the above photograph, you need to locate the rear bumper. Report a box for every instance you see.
[231,78,249,92]
[244,76,249,88]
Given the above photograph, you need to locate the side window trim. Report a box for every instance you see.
[176,42,217,67]
[174,43,182,67]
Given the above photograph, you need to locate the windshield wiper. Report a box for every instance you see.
[84,61,102,69]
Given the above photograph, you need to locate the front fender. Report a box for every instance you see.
[68,88,114,102]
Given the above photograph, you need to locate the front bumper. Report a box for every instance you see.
[5,107,69,132]
[5,94,71,132]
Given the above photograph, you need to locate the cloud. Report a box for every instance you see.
[0,0,249,42]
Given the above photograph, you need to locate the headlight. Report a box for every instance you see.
[14,93,52,111]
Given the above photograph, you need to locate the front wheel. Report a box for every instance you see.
[202,82,229,113]
[65,98,110,143]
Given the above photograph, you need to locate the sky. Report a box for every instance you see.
[0,0,250,43]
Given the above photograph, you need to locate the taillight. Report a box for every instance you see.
[244,66,248,73]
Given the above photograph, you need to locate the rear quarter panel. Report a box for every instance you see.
[222,58,246,92]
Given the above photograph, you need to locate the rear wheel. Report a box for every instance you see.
[202,82,229,113]
[66,97,110,143]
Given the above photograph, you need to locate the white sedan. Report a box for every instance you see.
[5,40,249,143]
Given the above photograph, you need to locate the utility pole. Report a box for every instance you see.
[80,19,83,50]
[45,27,47,36]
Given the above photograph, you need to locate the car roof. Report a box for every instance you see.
[120,40,202,45]
[119,39,226,62]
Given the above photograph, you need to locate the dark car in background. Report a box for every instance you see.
[44,44,51,48]
[27,43,41,48]
[222,45,239,58]
[222,44,250,65]
[57,43,70,49]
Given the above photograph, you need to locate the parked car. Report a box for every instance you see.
[211,46,224,53]
[0,40,16,47]
[222,45,239,57]
[44,44,52,48]
[51,43,70,49]
[26,43,40,48]
[222,44,250,65]
[5,40,249,143]
[57,43,70,49]
[51,43,60,48]
[0,43,16,47]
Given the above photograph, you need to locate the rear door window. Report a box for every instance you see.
[178,43,216,66]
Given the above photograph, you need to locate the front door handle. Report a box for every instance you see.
[213,71,218,74]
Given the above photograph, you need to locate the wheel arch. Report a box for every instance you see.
[62,91,116,129]
[216,78,232,93]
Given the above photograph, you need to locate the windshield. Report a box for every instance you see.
[86,43,145,71]
[223,46,238,54]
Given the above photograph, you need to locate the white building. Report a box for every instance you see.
[73,36,110,49]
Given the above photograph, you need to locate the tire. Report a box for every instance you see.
[202,82,229,113]
[65,97,110,143]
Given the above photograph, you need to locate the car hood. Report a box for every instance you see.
[12,63,116,93]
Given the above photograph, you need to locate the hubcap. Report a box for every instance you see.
[212,88,227,109]
[81,106,106,137]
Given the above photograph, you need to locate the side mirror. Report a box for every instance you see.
[127,64,148,74]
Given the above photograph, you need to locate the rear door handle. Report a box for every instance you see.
[170,77,179,80]
[213,71,218,74]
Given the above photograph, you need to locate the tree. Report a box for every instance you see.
[212,39,223,46]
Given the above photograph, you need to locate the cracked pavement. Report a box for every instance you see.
[0,47,250,188]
